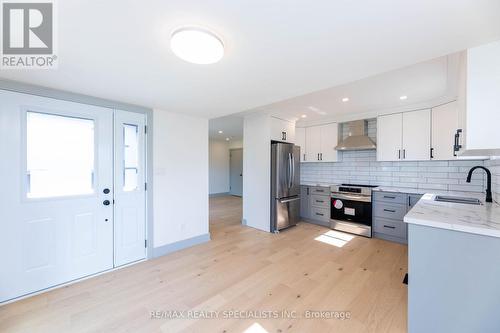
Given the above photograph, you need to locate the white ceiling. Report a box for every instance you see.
[210,53,456,138]
[209,116,243,140]
[1,1,499,119]
[258,54,456,124]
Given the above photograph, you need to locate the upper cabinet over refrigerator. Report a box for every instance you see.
[271,116,295,143]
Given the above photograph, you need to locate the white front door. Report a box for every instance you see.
[114,110,146,266]
[0,91,147,303]
[0,90,114,302]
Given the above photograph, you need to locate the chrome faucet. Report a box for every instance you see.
[466,166,492,203]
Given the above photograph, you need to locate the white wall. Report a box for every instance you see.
[153,110,209,248]
[229,140,243,149]
[209,140,230,194]
[243,114,271,232]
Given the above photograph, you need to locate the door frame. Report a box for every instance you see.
[0,79,155,260]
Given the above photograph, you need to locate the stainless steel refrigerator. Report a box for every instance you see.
[271,142,300,232]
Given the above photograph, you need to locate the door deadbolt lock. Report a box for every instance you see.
[103,200,111,206]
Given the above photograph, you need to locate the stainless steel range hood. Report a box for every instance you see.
[335,120,376,151]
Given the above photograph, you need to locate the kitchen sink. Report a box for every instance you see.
[434,195,482,205]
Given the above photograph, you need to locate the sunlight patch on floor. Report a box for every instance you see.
[314,230,355,248]
[243,322,269,333]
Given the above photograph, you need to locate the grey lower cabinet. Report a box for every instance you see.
[408,224,500,332]
[373,191,422,244]
[300,185,330,227]
[300,186,311,219]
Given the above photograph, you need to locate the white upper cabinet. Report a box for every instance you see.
[295,127,306,162]
[377,110,430,161]
[320,123,338,162]
[270,117,295,143]
[456,40,500,156]
[402,109,431,160]
[304,123,338,162]
[377,113,402,161]
[431,102,459,160]
[305,126,321,162]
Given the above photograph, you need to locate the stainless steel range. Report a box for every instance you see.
[330,183,378,237]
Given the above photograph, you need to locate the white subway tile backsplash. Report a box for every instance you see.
[301,150,486,193]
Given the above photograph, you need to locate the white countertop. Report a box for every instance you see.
[404,193,500,238]
[300,182,331,187]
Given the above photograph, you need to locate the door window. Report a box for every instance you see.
[123,124,138,191]
[26,111,95,198]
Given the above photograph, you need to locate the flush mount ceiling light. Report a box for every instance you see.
[170,27,224,64]
[218,130,223,134]
[225,137,230,141]
[301,114,307,118]
[342,97,349,102]
[400,95,408,100]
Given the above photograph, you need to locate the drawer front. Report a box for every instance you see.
[373,191,407,204]
[373,218,406,239]
[373,203,407,220]
[311,194,329,208]
[310,206,330,222]
[311,187,329,195]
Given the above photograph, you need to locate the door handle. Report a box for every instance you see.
[103,200,111,206]
[103,188,110,194]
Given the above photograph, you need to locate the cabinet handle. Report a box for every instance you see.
[316,212,324,216]
[453,129,462,156]
[383,195,396,199]
[430,148,434,159]
[316,189,324,193]
[383,209,396,213]
[398,149,401,159]
[303,153,306,161]
[317,153,320,161]
[320,153,323,161]
[307,187,309,195]
[403,149,406,159]
[284,132,287,141]
[316,200,324,203]
[383,225,396,229]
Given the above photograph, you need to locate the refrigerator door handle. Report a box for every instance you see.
[279,197,300,203]
[291,153,295,188]
[288,153,293,188]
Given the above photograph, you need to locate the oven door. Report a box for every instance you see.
[330,194,372,226]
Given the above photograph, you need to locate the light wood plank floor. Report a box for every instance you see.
[0,195,408,333]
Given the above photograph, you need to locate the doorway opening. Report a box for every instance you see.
[208,116,244,235]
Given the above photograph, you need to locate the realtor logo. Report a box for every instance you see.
[1,0,57,68]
